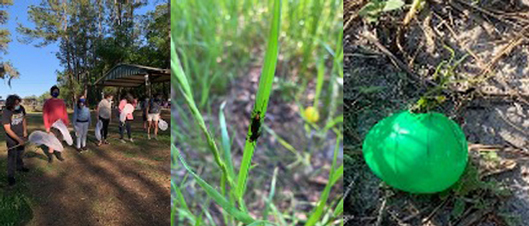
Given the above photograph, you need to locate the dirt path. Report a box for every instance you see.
[1,112,170,226]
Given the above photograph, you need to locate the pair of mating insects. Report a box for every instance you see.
[247,110,263,143]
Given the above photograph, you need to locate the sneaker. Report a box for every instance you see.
[82,147,88,151]
[129,138,134,143]
[120,139,126,143]
[54,151,65,161]
[103,141,110,145]
[17,167,30,173]
[154,136,158,141]
[148,134,151,140]
[8,177,15,186]
[46,152,53,163]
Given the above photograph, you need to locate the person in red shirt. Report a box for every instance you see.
[42,85,69,163]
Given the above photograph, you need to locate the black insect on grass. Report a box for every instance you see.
[248,110,262,143]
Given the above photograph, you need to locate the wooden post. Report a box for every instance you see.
[145,74,151,98]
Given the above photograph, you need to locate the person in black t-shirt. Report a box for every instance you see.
[146,94,162,140]
[2,95,29,186]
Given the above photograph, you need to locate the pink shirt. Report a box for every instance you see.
[43,98,70,130]
[118,99,134,120]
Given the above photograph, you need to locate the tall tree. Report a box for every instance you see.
[0,0,20,86]
[19,0,166,105]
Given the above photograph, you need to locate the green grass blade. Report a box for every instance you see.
[263,167,279,220]
[313,57,325,108]
[247,220,277,226]
[219,101,236,181]
[172,39,235,188]
[219,100,236,225]
[305,138,343,226]
[174,145,255,224]
[270,203,288,226]
[333,198,343,216]
[173,180,196,225]
[324,115,343,133]
[236,0,282,201]
[194,214,202,226]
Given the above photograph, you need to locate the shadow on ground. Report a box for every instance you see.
[0,110,170,226]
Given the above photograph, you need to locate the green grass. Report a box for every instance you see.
[0,158,34,226]
[171,0,343,224]
[173,0,342,108]
[1,111,170,225]
[235,0,282,204]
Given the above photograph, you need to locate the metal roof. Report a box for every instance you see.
[94,64,170,87]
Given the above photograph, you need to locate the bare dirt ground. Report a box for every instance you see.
[345,0,529,225]
[1,111,170,226]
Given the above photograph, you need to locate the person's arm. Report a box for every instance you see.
[3,124,24,145]
[62,102,70,126]
[88,108,92,125]
[72,107,78,124]
[23,107,27,138]
[43,101,50,132]
[95,103,100,118]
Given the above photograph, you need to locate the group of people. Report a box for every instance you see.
[2,85,165,186]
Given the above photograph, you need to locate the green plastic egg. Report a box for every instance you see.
[362,111,468,193]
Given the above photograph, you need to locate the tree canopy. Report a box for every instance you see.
[19,0,169,106]
[0,0,20,86]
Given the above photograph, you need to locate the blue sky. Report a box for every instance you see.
[0,0,161,100]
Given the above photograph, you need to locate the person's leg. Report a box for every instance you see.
[76,123,82,150]
[147,114,152,139]
[119,121,124,140]
[82,122,88,149]
[7,146,16,183]
[45,147,54,163]
[102,118,109,140]
[104,118,110,144]
[154,113,160,138]
[51,129,64,161]
[16,146,27,171]
[126,120,132,141]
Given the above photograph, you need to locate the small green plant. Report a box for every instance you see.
[411,45,469,113]
[358,0,405,22]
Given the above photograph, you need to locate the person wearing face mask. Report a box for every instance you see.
[42,85,69,163]
[73,96,91,152]
[96,93,113,146]
[2,95,29,186]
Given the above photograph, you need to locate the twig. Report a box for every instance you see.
[402,206,430,222]
[422,197,451,224]
[453,0,525,28]
[478,27,528,78]
[455,208,493,226]
[432,13,485,68]
[403,0,424,26]
[359,31,442,91]
[343,175,358,201]
[387,210,408,226]
[375,196,387,226]
[343,215,355,224]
